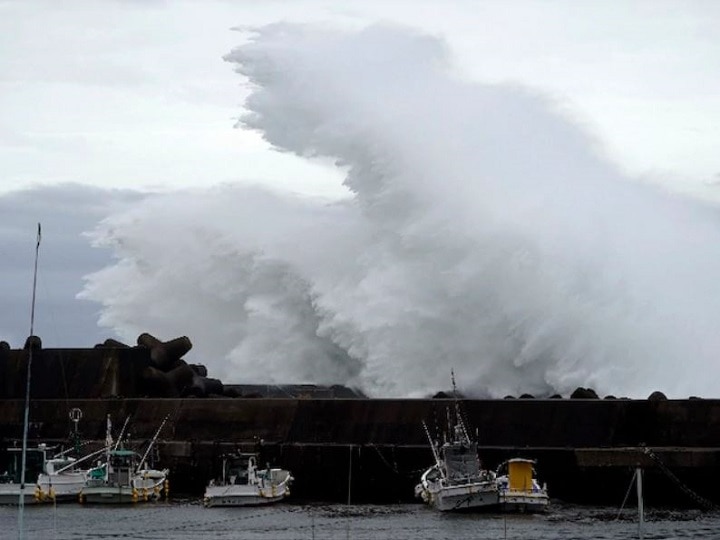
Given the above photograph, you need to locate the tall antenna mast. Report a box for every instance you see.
[450,368,470,443]
[18,222,41,539]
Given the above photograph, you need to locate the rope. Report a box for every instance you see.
[369,444,428,477]
[643,447,716,511]
[614,469,637,521]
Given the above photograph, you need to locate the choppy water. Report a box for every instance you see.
[1,501,719,540]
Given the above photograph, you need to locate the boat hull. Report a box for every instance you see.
[499,492,549,513]
[80,463,168,504]
[81,485,162,504]
[0,486,39,506]
[36,473,87,502]
[204,484,290,507]
[419,482,499,512]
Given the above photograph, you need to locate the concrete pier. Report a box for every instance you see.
[1,397,719,505]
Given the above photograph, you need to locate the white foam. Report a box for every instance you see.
[81,23,720,398]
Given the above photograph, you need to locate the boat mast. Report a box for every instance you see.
[450,369,470,443]
[113,415,131,451]
[136,414,169,473]
[17,223,41,540]
[104,415,112,481]
[422,421,443,470]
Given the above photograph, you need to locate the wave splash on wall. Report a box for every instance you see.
[81,23,720,398]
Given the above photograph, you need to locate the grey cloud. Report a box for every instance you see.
[0,183,145,348]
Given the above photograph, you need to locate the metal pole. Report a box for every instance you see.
[18,223,41,540]
[347,444,352,505]
[636,467,644,540]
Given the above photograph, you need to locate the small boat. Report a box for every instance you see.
[415,373,499,512]
[35,409,113,503]
[79,415,169,504]
[35,442,119,503]
[203,452,293,507]
[415,421,499,511]
[80,449,168,504]
[495,458,549,512]
[35,453,88,503]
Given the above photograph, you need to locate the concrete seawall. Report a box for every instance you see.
[1,397,719,505]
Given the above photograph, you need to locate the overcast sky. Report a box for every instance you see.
[0,184,140,348]
[2,1,720,396]
[2,0,719,198]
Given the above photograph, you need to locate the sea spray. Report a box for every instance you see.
[81,23,720,398]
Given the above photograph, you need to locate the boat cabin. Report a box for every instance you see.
[442,441,482,482]
[106,449,138,486]
[210,452,283,488]
[225,454,251,485]
[43,456,77,476]
[0,444,54,484]
[496,458,540,493]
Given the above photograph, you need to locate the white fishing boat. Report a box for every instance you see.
[80,450,168,504]
[35,454,86,503]
[34,408,107,502]
[79,416,169,504]
[415,373,499,512]
[415,423,499,511]
[495,458,549,512]
[1,442,107,505]
[35,442,113,503]
[203,452,293,507]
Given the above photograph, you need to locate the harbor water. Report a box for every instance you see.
[1,501,719,539]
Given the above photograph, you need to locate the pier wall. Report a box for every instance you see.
[1,397,720,506]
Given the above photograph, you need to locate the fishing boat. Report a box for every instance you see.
[79,416,169,504]
[35,453,87,503]
[34,408,111,503]
[80,450,168,504]
[203,452,293,507]
[35,442,113,503]
[414,373,499,512]
[414,422,499,511]
[2,441,109,504]
[495,458,549,512]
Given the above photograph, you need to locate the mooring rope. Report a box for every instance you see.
[614,468,638,521]
[643,447,716,511]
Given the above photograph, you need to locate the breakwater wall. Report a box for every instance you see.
[1,397,720,506]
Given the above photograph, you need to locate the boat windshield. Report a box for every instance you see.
[110,450,137,469]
